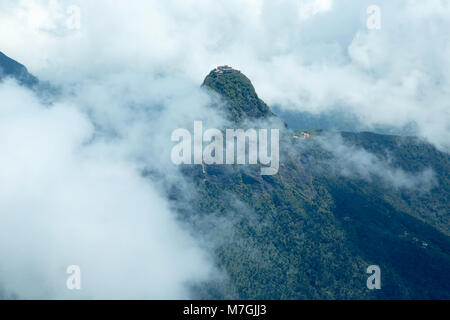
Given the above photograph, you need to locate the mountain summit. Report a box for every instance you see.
[0,51,38,87]
[202,65,275,122]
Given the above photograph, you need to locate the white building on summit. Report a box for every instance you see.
[213,65,238,75]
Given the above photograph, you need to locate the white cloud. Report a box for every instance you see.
[0,79,218,299]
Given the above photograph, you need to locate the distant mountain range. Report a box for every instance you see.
[1,55,449,299]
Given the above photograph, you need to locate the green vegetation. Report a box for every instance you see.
[294,129,322,138]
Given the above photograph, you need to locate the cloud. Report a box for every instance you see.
[0,78,221,299]
[298,0,333,20]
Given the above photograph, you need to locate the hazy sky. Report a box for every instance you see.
[0,0,449,298]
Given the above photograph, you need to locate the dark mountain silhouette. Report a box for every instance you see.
[0,51,38,87]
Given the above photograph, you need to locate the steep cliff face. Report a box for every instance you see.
[0,51,38,87]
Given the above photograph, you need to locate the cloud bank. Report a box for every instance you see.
[0,0,448,298]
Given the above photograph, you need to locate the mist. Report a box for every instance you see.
[316,134,437,192]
